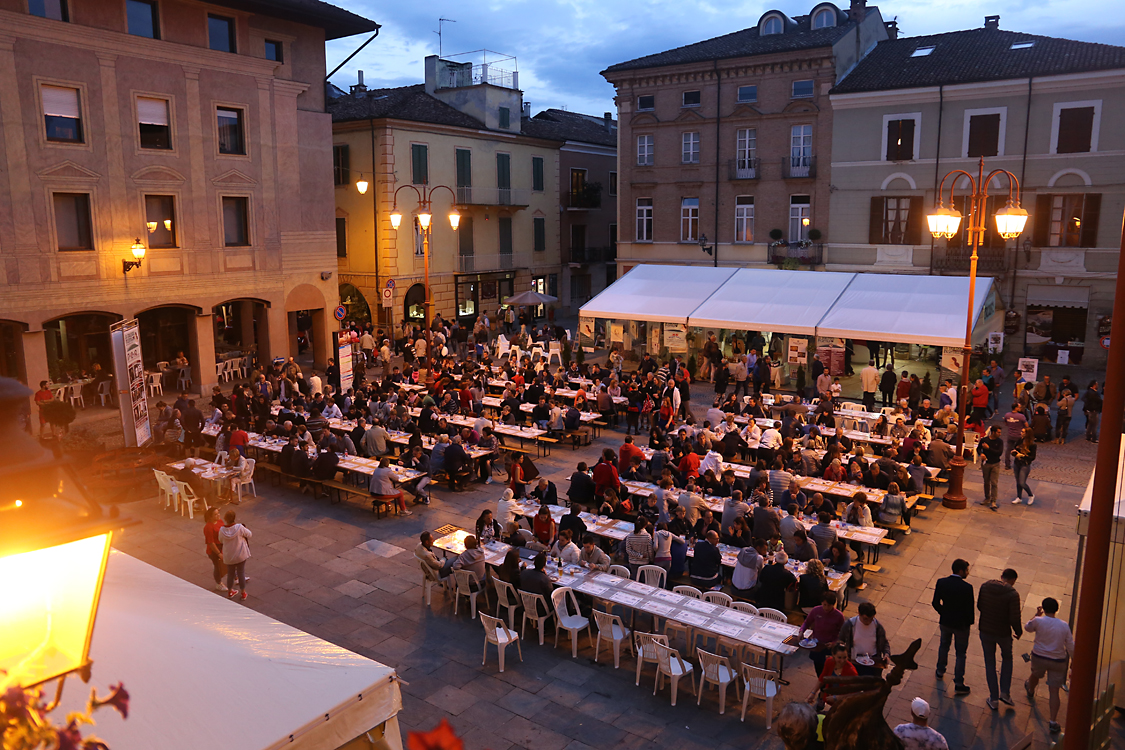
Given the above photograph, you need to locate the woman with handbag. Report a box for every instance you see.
[1011,428,1037,506]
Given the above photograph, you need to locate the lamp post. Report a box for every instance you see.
[0,378,137,700]
[927,156,1028,509]
[386,183,460,375]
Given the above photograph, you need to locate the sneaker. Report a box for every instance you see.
[227,589,237,598]
[1012,498,1022,505]
[422,497,431,505]
[904,527,911,535]
[999,694,1015,706]
[1049,722,1061,734]
[400,510,413,516]
[955,684,971,695]
[990,504,998,511]
[1026,495,1035,506]
[214,582,227,591]
[935,670,944,679]
[485,477,494,484]
[986,698,998,711]
[240,590,248,601]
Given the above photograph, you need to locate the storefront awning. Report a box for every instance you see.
[688,268,856,335]
[1027,284,1090,309]
[815,274,995,348]
[579,264,736,324]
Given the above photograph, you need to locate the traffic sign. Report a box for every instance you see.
[385,278,396,289]
[381,288,393,308]
[334,305,346,321]
[1102,335,1111,350]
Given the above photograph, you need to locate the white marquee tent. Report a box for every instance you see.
[61,551,404,750]
[579,264,998,347]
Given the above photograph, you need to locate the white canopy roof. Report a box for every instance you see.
[688,268,856,335]
[63,552,402,750]
[815,274,994,348]
[579,264,736,324]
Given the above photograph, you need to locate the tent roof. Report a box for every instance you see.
[815,274,994,347]
[64,552,401,750]
[688,268,856,335]
[579,264,736,324]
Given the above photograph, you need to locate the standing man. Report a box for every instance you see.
[932,559,974,694]
[359,328,375,364]
[1024,597,1074,735]
[977,568,1022,711]
[1002,403,1028,470]
[879,365,897,409]
[1082,380,1102,442]
[978,425,1004,511]
[860,359,880,413]
[1055,388,1075,444]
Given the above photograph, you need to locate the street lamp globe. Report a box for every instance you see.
[389,211,402,230]
[130,239,146,260]
[927,206,963,239]
[355,178,369,195]
[417,212,432,229]
[448,209,461,230]
[994,203,1029,239]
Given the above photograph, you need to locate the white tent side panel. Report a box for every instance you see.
[62,551,402,750]
[579,264,736,324]
[688,268,856,335]
[814,274,994,348]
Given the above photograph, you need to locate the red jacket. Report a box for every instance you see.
[619,442,645,469]
[678,452,701,479]
[592,460,620,497]
[972,384,989,407]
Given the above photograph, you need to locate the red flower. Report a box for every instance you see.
[2,686,30,722]
[90,683,130,720]
[56,720,84,750]
[407,719,464,750]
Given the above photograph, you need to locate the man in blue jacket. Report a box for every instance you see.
[932,558,975,695]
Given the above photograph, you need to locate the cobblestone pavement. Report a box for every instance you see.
[109,379,1125,750]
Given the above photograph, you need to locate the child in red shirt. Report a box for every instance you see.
[35,381,54,434]
[203,507,227,591]
[812,643,859,709]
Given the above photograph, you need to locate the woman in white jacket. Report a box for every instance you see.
[219,509,252,600]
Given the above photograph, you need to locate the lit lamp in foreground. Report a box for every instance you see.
[0,377,136,694]
[123,239,145,274]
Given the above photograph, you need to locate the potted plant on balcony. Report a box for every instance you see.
[572,182,602,209]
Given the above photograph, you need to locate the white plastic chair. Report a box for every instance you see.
[740,663,779,727]
[236,458,256,502]
[703,591,732,607]
[496,339,511,359]
[172,479,199,519]
[653,642,695,706]
[419,561,446,607]
[609,565,631,579]
[53,384,67,400]
[529,345,545,362]
[758,608,788,623]
[177,368,192,391]
[593,610,633,669]
[217,362,228,383]
[153,470,173,508]
[673,585,702,599]
[638,564,666,590]
[67,384,85,409]
[698,648,740,714]
[519,590,554,645]
[731,601,759,616]
[147,372,164,397]
[452,569,483,619]
[493,578,522,631]
[634,632,668,686]
[551,586,591,658]
[97,380,113,406]
[481,612,522,673]
[547,341,562,366]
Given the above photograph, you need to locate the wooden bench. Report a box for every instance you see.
[563,430,590,449]
[322,478,373,510]
[536,435,558,457]
[589,420,607,439]
[908,494,931,514]
[875,520,911,540]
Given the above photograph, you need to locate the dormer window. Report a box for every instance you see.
[911,46,935,57]
[812,8,836,28]
[762,15,783,35]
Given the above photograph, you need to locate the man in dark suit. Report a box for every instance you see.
[932,558,975,694]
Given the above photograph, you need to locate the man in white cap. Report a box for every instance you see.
[893,697,949,750]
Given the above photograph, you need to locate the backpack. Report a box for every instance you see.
[848,563,865,588]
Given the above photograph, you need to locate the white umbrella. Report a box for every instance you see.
[504,290,558,306]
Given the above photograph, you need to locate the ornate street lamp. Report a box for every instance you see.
[927,156,1028,509]
[123,239,145,274]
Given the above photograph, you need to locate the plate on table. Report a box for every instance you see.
[856,655,875,666]
[799,638,818,649]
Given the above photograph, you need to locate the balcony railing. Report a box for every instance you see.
[768,242,824,266]
[932,245,1010,274]
[458,251,532,273]
[455,186,530,207]
[782,155,816,179]
[728,158,759,180]
[568,245,617,264]
[438,64,518,90]
[564,190,602,209]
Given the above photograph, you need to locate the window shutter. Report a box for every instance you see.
[42,85,80,118]
[497,154,511,190]
[899,119,915,160]
[534,217,545,252]
[458,216,474,255]
[335,217,347,258]
[1080,193,1101,247]
[532,157,544,191]
[885,120,899,161]
[411,145,428,185]
[905,196,923,245]
[340,145,350,183]
[1032,194,1050,246]
[137,97,169,126]
[456,149,472,187]
[967,114,1000,157]
[868,197,884,244]
[1057,107,1094,154]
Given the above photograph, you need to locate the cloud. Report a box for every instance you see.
[325,0,1125,117]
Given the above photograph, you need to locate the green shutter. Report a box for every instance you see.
[335,217,347,258]
[532,157,544,192]
[499,217,513,254]
[456,149,472,187]
[534,217,545,252]
[499,107,510,129]
[411,144,428,185]
[497,154,511,189]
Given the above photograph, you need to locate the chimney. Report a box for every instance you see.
[604,112,613,131]
[884,19,898,39]
[523,102,531,118]
[350,70,367,96]
[848,0,867,21]
[984,15,1000,29]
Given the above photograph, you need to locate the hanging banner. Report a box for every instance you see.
[940,346,964,373]
[579,317,595,345]
[1016,356,1039,383]
[610,323,624,343]
[664,323,688,353]
[110,318,151,448]
[335,333,353,394]
[787,338,808,366]
[649,323,662,354]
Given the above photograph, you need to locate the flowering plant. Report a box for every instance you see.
[0,681,128,750]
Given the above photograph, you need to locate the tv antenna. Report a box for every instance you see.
[434,18,456,57]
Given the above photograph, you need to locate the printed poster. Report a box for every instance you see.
[1016,357,1039,383]
[787,338,807,366]
[110,318,151,448]
[649,323,661,353]
[664,323,688,353]
[338,339,353,393]
[940,347,964,373]
[610,323,624,343]
[987,332,1004,353]
[579,317,595,345]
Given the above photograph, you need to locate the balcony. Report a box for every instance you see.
[728,158,759,180]
[569,245,616,264]
[782,156,816,179]
[768,242,824,266]
[564,185,603,210]
[455,186,530,207]
[932,245,1010,274]
[458,251,532,273]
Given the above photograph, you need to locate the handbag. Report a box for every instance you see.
[848,563,865,588]
[641,397,654,414]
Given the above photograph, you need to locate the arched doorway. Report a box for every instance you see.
[404,283,426,324]
[0,320,28,382]
[136,306,196,370]
[338,283,371,326]
[43,312,121,381]
[213,298,270,370]
[284,283,329,368]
